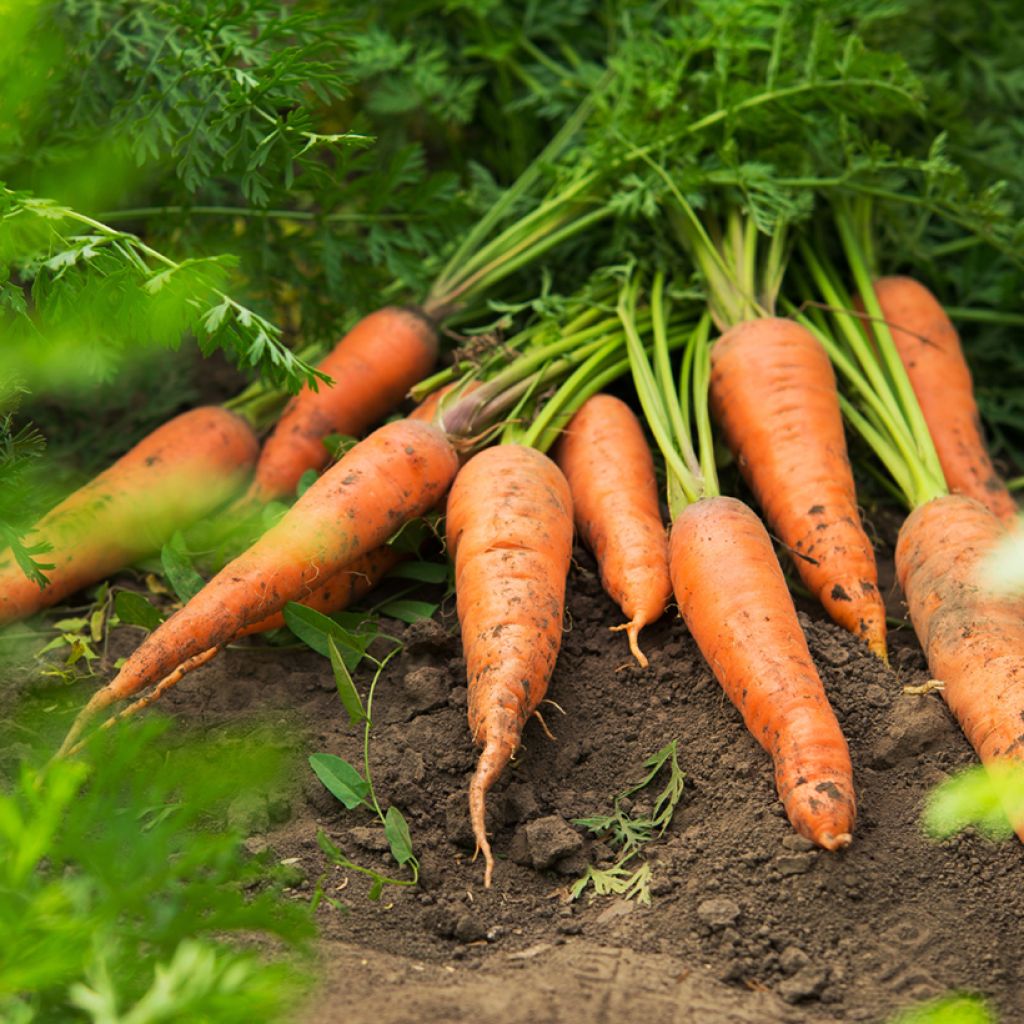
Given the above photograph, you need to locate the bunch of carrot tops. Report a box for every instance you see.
[4,0,1024,886]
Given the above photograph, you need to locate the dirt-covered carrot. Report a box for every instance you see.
[234,546,404,637]
[866,276,1017,523]
[808,207,1024,836]
[896,495,1024,831]
[673,209,887,659]
[670,497,856,847]
[623,272,856,850]
[60,419,458,751]
[709,317,887,659]
[553,394,670,666]
[237,307,439,508]
[446,444,574,887]
[0,407,258,626]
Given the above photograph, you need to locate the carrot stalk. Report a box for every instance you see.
[0,407,258,625]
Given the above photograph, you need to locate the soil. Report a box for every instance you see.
[31,535,1022,1024]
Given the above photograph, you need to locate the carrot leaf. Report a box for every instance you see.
[383,807,415,868]
[159,533,205,604]
[113,591,165,633]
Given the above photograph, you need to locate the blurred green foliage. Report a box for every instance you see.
[0,715,312,1022]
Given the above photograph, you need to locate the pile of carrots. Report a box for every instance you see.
[5,10,1024,887]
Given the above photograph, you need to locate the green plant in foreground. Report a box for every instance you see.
[571,740,685,905]
[889,995,994,1024]
[295,606,421,901]
[0,716,312,1022]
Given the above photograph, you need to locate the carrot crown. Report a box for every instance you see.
[796,200,947,510]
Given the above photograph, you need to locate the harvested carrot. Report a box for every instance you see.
[710,317,887,660]
[446,444,574,886]
[61,419,458,751]
[553,394,670,666]
[238,306,438,507]
[867,277,1017,523]
[0,406,258,626]
[235,546,403,637]
[670,497,856,849]
[896,494,1024,834]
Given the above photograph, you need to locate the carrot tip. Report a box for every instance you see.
[818,831,853,852]
[610,619,649,669]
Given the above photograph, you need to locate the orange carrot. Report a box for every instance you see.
[446,444,574,886]
[553,394,670,666]
[235,546,403,637]
[896,494,1024,834]
[62,419,458,747]
[0,406,258,626]
[710,318,887,659]
[670,496,856,850]
[867,277,1017,523]
[239,307,438,507]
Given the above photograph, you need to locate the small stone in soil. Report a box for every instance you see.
[778,965,828,1003]
[454,912,488,943]
[696,896,740,929]
[400,666,448,714]
[347,826,390,853]
[776,853,815,876]
[779,946,811,975]
[524,815,584,870]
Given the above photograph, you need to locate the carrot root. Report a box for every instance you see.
[670,496,856,850]
[609,618,650,668]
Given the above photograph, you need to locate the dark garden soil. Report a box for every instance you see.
[28,531,1021,1024]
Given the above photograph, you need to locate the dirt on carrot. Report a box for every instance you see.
[14,528,1024,1024]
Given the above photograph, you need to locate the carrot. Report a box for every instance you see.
[235,546,403,637]
[61,418,458,750]
[670,497,856,849]
[0,406,258,626]
[896,494,1024,834]
[866,277,1017,523]
[552,394,670,667]
[238,306,438,507]
[446,444,574,886]
[622,272,856,851]
[709,317,888,660]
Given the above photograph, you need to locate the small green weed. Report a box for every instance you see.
[571,740,685,905]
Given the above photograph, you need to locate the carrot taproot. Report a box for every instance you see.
[709,318,887,660]
[896,494,1024,835]
[238,306,438,507]
[670,496,856,850]
[61,418,458,751]
[234,546,403,637]
[552,394,670,667]
[0,406,258,626]
[866,277,1017,523]
[446,444,574,886]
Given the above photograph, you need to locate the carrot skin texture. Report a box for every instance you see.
[0,407,258,625]
[235,546,403,637]
[103,420,458,704]
[896,495,1024,836]
[869,277,1017,523]
[446,445,574,886]
[710,318,887,659]
[670,497,856,850]
[553,394,670,666]
[241,307,438,506]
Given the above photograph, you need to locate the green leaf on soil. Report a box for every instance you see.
[923,763,1024,841]
[384,561,449,584]
[308,753,369,810]
[889,995,993,1024]
[296,469,318,498]
[384,807,414,866]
